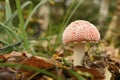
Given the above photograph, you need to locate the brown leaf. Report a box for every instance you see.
[22,56,54,69]
[0,54,6,62]
[74,66,105,79]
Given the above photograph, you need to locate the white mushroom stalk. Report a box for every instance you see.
[72,42,85,66]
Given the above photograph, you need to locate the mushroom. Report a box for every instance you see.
[62,20,100,66]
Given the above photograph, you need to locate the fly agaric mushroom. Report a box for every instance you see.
[62,20,100,66]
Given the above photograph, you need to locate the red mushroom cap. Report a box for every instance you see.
[62,20,100,44]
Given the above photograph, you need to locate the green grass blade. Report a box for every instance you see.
[0,63,64,80]
[63,68,86,80]
[24,0,48,30]
[60,0,84,33]
[0,39,9,45]
[15,0,30,51]
[5,0,14,42]
[27,71,42,80]
[4,1,32,44]
[4,1,33,26]
[63,0,83,30]
[5,0,13,26]
[60,0,75,31]
[0,41,22,53]
[15,0,24,31]
[0,22,19,40]
[0,41,22,51]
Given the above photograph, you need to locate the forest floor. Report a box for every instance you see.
[0,49,120,80]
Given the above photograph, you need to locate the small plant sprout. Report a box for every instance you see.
[62,20,100,66]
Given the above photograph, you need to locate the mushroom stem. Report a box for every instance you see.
[72,43,85,66]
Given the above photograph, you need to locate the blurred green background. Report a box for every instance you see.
[0,0,119,57]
